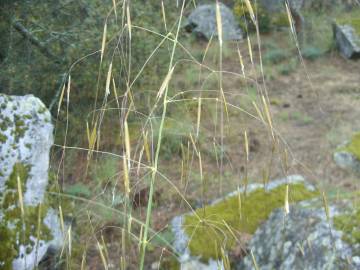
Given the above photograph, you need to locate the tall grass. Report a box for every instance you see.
[46,1,359,269]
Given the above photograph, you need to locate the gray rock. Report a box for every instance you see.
[240,205,359,270]
[0,94,62,270]
[184,3,243,41]
[171,175,313,270]
[334,151,360,174]
[333,22,360,59]
[334,135,360,174]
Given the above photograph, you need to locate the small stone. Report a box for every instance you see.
[333,22,360,59]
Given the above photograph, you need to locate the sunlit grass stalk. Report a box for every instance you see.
[250,249,260,270]
[284,185,290,215]
[97,240,108,270]
[216,0,227,195]
[322,191,330,221]
[139,2,185,268]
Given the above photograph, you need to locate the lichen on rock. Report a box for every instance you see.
[0,94,62,270]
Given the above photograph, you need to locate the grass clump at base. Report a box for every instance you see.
[343,132,360,161]
[183,183,319,262]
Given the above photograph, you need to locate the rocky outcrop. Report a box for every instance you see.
[333,22,360,59]
[172,174,359,269]
[184,3,243,41]
[171,175,318,270]
[240,204,360,270]
[334,132,360,173]
[0,94,62,270]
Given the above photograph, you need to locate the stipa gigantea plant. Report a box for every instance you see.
[46,0,355,269]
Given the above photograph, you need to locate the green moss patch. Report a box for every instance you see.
[183,183,319,262]
[0,163,52,269]
[340,132,360,161]
[333,206,360,255]
[336,17,360,36]
[233,1,290,34]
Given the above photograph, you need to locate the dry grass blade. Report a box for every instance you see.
[237,44,245,77]
[284,184,290,214]
[196,97,202,138]
[221,246,231,270]
[123,153,130,198]
[101,235,109,262]
[252,101,265,123]
[244,0,256,25]
[199,152,203,184]
[244,131,249,162]
[100,23,107,63]
[220,87,229,121]
[112,0,117,19]
[80,250,86,270]
[161,1,167,31]
[67,226,72,256]
[143,131,151,163]
[137,146,144,175]
[86,121,98,158]
[57,83,66,117]
[127,4,131,41]
[66,75,71,104]
[215,1,223,46]
[285,2,295,35]
[250,249,260,270]
[112,78,119,106]
[202,33,214,62]
[262,95,274,140]
[124,119,131,168]
[97,241,108,270]
[156,65,175,100]
[105,62,112,96]
[59,205,65,235]
[189,133,199,157]
[247,36,253,65]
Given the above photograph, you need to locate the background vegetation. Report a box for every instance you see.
[0,0,359,269]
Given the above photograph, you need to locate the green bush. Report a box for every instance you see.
[263,48,291,64]
[301,46,324,60]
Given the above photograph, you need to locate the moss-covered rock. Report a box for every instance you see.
[172,175,319,267]
[333,205,360,254]
[334,10,360,59]
[343,132,360,161]
[334,132,360,174]
[0,94,62,270]
[241,202,360,269]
